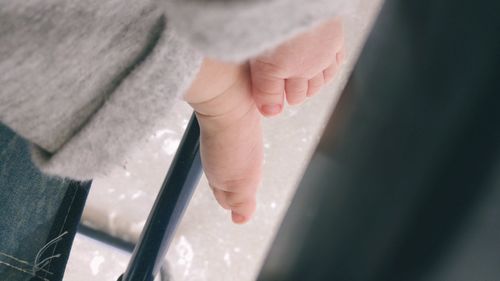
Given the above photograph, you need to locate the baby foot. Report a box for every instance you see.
[185,59,263,224]
[250,17,345,116]
[197,102,263,224]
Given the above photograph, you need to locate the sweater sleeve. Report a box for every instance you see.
[29,29,202,180]
[1,1,206,180]
[27,20,203,181]
[163,0,352,62]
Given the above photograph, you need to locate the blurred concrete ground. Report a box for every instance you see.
[65,1,383,280]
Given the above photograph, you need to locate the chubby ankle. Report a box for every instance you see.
[189,70,257,132]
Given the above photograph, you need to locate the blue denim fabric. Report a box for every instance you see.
[0,124,90,281]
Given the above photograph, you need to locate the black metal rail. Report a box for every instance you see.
[119,113,202,281]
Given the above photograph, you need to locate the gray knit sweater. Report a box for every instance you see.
[0,0,348,180]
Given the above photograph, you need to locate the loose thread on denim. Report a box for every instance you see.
[0,251,53,275]
[32,231,68,275]
[42,185,78,279]
[35,254,61,271]
[37,260,50,271]
[0,260,50,281]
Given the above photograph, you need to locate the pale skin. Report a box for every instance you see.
[184,18,344,224]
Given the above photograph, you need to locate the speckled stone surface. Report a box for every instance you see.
[65,234,130,281]
[66,1,383,280]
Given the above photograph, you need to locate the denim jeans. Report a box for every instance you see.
[0,123,90,281]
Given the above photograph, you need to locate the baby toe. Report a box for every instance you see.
[211,188,231,210]
[228,196,257,224]
[250,63,285,117]
[307,73,325,97]
[285,78,309,105]
[323,63,339,84]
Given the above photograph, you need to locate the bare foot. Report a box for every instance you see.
[185,59,262,224]
[250,17,345,116]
